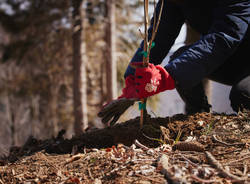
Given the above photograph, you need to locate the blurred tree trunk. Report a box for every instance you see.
[72,0,88,135]
[185,23,211,103]
[49,86,60,136]
[104,0,117,101]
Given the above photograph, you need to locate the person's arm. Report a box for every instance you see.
[124,0,185,78]
[165,0,250,89]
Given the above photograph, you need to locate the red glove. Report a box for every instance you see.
[131,62,175,98]
[118,75,138,99]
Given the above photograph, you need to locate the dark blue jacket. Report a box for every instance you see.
[125,0,250,89]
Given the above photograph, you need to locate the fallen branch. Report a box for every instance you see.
[103,160,132,178]
[88,168,94,180]
[64,153,85,166]
[225,155,250,166]
[190,174,217,183]
[243,164,248,176]
[134,139,150,151]
[135,173,163,183]
[157,154,180,184]
[0,179,4,184]
[214,148,243,156]
[205,151,247,182]
[212,135,245,147]
[178,154,199,167]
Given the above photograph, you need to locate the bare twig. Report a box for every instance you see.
[243,164,248,176]
[103,160,131,177]
[139,0,150,129]
[143,0,149,65]
[64,154,85,166]
[214,148,243,156]
[88,168,94,180]
[157,154,180,184]
[190,174,217,183]
[179,154,199,167]
[135,173,163,183]
[0,179,4,184]
[212,135,245,147]
[148,0,164,59]
[139,0,164,129]
[151,0,164,41]
[205,151,247,182]
[225,155,250,166]
[142,132,165,144]
[134,139,150,151]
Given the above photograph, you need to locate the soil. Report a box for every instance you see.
[0,111,249,184]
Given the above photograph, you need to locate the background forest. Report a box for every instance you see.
[0,0,203,155]
[0,0,159,154]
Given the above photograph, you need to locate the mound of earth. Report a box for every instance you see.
[0,111,249,184]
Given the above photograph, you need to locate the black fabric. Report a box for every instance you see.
[175,83,211,114]
[170,46,212,114]
[229,75,250,112]
[207,31,250,85]
[170,45,250,113]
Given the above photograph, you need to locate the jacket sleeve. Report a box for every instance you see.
[165,0,250,89]
[124,0,184,78]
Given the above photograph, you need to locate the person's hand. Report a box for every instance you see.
[118,75,138,99]
[131,62,175,98]
[97,75,137,126]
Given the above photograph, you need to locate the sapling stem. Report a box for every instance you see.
[140,0,164,129]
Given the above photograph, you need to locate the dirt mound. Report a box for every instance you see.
[0,111,249,183]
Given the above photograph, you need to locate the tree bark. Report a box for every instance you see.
[72,0,88,135]
[104,0,117,101]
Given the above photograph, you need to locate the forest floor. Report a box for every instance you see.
[0,111,249,184]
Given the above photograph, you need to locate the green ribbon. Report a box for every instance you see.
[139,51,148,58]
[151,41,155,48]
[138,42,155,58]
[139,101,146,110]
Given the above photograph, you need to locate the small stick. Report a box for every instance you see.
[212,135,245,147]
[88,168,94,180]
[64,153,85,165]
[148,0,164,59]
[140,0,149,128]
[135,173,163,183]
[205,151,247,182]
[139,0,164,128]
[143,0,149,66]
[225,155,250,166]
[190,175,217,183]
[243,164,248,176]
[214,148,243,156]
[179,155,199,167]
[134,139,150,151]
[104,160,131,176]
[140,101,144,129]
[0,179,4,184]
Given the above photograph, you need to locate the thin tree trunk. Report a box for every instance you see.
[104,0,117,101]
[5,94,15,146]
[50,87,59,136]
[72,0,88,135]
